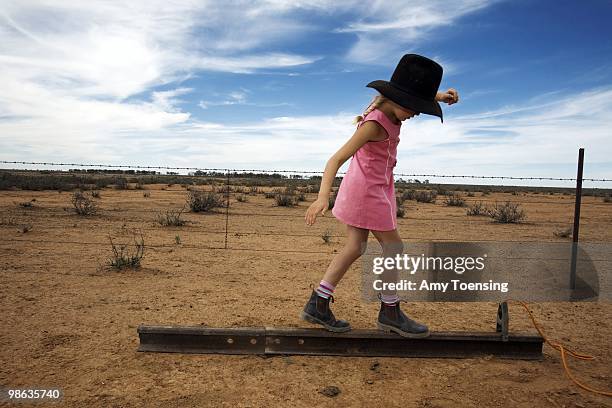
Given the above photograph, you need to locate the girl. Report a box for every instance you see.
[301,54,459,338]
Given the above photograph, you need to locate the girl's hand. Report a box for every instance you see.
[436,88,459,105]
[305,197,329,226]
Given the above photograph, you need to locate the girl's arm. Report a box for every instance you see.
[305,121,383,226]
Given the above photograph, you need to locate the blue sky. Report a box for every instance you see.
[1,0,611,187]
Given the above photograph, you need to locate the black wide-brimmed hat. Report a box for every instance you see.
[366,54,444,122]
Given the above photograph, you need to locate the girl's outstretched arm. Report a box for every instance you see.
[436,88,459,105]
[305,121,383,226]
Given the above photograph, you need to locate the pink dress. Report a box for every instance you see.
[331,108,401,231]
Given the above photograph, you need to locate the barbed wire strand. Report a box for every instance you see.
[1,160,611,182]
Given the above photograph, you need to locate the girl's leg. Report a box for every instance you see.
[370,228,429,338]
[370,228,403,301]
[301,224,368,332]
[320,224,370,287]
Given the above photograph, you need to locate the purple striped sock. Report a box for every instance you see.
[381,293,400,305]
[315,280,335,299]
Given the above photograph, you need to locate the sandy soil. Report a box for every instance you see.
[0,184,610,407]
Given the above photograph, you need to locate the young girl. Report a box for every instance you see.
[301,54,459,338]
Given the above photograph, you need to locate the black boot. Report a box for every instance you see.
[300,287,351,333]
[377,295,429,338]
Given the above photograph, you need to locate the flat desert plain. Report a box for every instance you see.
[1,183,611,407]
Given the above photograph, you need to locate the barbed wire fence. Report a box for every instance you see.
[1,150,611,263]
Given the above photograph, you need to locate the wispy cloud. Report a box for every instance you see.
[336,0,496,64]
[395,86,612,181]
[1,1,609,186]
[0,1,319,133]
[198,89,294,109]
[2,82,610,185]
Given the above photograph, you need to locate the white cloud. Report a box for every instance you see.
[3,85,610,187]
[1,0,609,187]
[0,1,320,135]
[393,86,612,184]
[0,0,491,140]
[336,0,496,64]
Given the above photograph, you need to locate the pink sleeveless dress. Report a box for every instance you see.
[331,108,401,231]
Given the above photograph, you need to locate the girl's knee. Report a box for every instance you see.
[346,241,367,258]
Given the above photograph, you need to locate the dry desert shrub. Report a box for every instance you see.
[401,189,416,201]
[187,190,225,212]
[488,201,526,223]
[276,194,296,207]
[322,229,332,244]
[415,190,437,203]
[71,191,98,215]
[466,201,488,216]
[249,186,260,195]
[106,231,145,270]
[553,227,572,238]
[114,177,128,190]
[444,193,466,207]
[156,207,186,227]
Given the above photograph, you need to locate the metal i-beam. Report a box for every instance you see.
[137,325,543,360]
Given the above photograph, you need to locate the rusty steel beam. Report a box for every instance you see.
[137,325,543,360]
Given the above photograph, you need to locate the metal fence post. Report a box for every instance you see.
[570,148,584,290]
[225,169,230,250]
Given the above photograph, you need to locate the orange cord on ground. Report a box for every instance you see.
[504,299,612,397]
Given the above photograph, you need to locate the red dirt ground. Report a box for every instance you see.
[1,185,610,407]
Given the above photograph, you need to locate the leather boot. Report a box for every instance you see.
[300,286,351,332]
[377,294,430,338]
